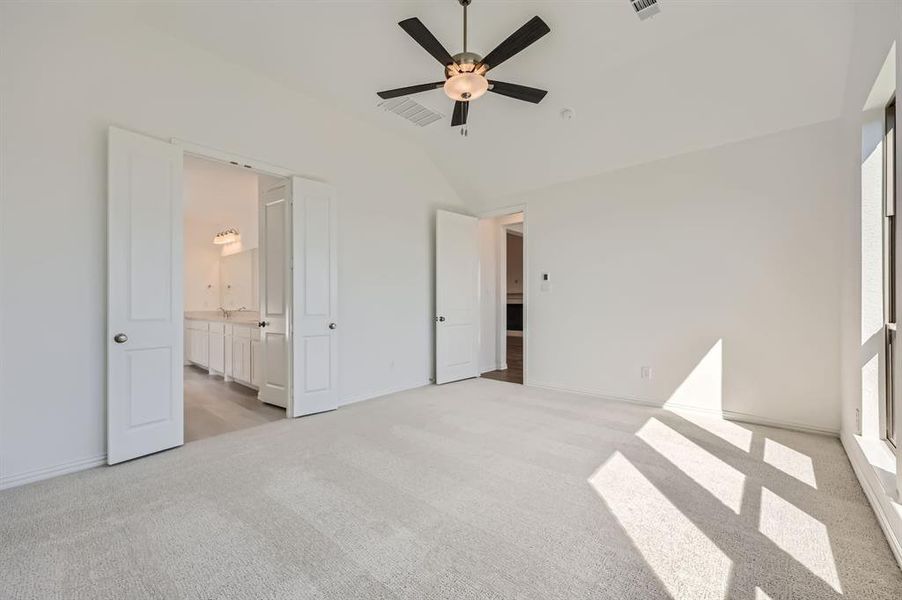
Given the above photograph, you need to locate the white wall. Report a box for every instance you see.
[0,4,462,486]
[481,120,845,433]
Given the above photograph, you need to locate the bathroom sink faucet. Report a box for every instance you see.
[217,306,247,319]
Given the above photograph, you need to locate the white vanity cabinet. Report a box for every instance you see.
[232,326,253,385]
[185,316,261,392]
[208,322,225,375]
[185,320,209,368]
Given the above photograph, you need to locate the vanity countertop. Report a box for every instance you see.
[185,311,260,325]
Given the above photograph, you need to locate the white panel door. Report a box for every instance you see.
[107,127,184,465]
[435,210,479,384]
[258,182,290,408]
[290,177,338,417]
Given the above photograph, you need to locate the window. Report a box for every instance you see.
[885,96,896,446]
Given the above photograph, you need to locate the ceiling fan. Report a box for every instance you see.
[377,0,551,131]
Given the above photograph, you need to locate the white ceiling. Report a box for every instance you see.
[140,1,856,205]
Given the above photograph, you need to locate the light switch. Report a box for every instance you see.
[541,272,551,292]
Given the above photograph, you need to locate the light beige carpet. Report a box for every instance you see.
[1,379,900,599]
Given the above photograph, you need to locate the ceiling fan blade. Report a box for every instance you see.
[451,101,469,127]
[488,81,548,104]
[479,16,550,71]
[377,82,444,100]
[398,17,455,66]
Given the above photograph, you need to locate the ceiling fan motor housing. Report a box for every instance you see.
[448,52,484,75]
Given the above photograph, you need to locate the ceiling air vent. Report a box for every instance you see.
[378,97,444,127]
[630,0,661,20]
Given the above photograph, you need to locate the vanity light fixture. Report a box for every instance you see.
[213,228,240,245]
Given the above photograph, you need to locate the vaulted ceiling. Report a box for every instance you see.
[139,1,856,205]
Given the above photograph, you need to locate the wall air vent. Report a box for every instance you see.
[630,0,661,20]
[378,97,444,127]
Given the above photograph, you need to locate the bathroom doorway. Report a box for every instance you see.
[182,155,288,442]
[108,128,339,465]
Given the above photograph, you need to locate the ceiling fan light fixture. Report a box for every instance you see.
[443,72,488,102]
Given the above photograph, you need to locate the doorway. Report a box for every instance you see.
[182,155,288,443]
[107,128,339,465]
[432,208,527,386]
[480,211,526,385]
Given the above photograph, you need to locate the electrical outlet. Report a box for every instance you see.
[640,366,653,380]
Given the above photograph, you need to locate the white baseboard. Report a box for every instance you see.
[339,379,432,407]
[528,381,839,437]
[479,363,507,374]
[841,432,902,569]
[0,454,106,491]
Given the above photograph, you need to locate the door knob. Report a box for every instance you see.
[258,321,268,328]
[436,316,446,322]
[113,333,128,344]
[328,322,337,330]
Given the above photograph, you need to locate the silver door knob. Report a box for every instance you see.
[328,322,337,330]
[436,316,446,322]
[113,333,128,344]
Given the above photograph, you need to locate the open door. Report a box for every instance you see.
[107,127,184,465]
[435,210,480,384]
[290,177,339,417]
[258,182,291,409]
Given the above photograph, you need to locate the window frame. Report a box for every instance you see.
[885,95,897,447]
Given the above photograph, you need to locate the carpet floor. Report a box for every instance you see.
[1,379,900,599]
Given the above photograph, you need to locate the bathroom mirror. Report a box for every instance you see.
[219,248,258,310]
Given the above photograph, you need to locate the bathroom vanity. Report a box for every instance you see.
[185,312,262,391]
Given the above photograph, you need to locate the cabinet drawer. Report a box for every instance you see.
[186,319,209,332]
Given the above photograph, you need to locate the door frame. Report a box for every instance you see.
[478,204,529,386]
[172,139,320,420]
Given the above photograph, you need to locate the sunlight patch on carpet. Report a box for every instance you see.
[589,451,732,600]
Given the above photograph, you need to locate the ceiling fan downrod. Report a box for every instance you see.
[461,0,470,53]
